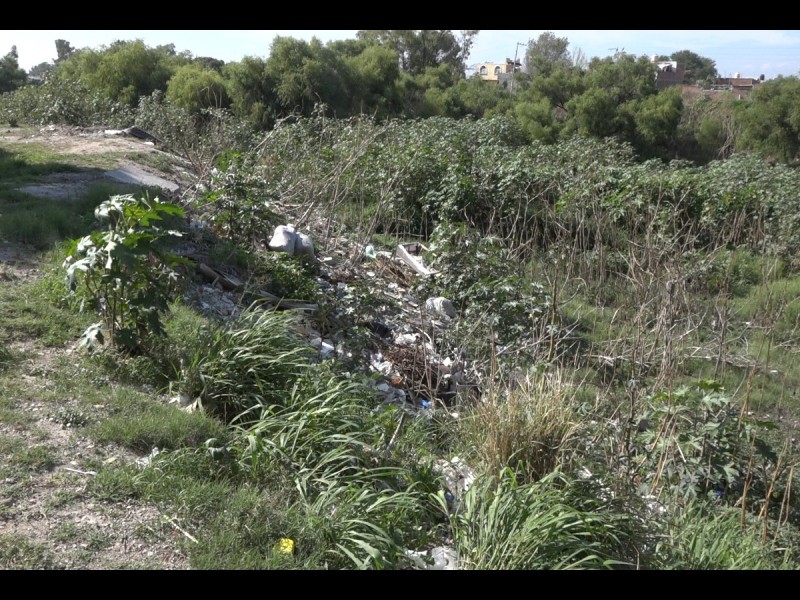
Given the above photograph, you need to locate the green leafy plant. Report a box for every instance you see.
[630,380,777,502]
[417,221,552,349]
[0,77,133,127]
[195,149,278,245]
[439,469,633,569]
[179,303,313,421]
[64,193,187,353]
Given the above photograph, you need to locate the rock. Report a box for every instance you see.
[425,297,456,319]
[268,225,296,255]
[294,232,315,259]
[404,546,459,570]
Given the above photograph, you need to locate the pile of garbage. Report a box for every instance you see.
[185,223,487,567]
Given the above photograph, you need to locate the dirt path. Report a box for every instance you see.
[0,127,192,569]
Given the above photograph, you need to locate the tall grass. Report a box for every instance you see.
[460,367,579,484]
[652,501,792,569]
[441,469,635,569]
[179,303,314,422]
[236,371,442,569]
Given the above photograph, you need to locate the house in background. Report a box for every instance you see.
[710,73,765,98]
[472,58,522,86]
[653,57,685,90]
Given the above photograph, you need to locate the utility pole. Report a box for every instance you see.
[511,41,528,93]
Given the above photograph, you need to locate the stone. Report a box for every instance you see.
[425,297,456,319]
[268,225,297,255]
[294,232,315,259]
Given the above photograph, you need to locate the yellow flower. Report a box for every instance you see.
[276,538,295,555]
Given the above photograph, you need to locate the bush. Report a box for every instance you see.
[0,78,133,127]
[135,91,255,179]
[63,194,187,353]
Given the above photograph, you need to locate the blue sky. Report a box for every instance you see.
[2,30,799,80]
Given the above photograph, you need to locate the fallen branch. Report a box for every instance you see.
[167,516,199,544]
[62,467,97,476]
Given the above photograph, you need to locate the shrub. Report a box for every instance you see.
[0,78,133,127]
[64,194,187,353]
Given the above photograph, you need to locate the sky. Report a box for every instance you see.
[2,30,799,80]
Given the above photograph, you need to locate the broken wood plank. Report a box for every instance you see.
[196,262,241,291]
[250,289,318,313]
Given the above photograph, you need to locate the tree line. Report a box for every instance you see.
[1,31,799,164]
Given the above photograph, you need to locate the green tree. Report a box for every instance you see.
[265,36,320,115]
[357,30,478,76]
[513,64,585,142]
[583,53,658,103]
[54,39,75,63]
[737,76,800,163]
[524,31,572,77]
[514,96,560,142]
[265,36,358,118]
[167,63,230,113]
[0,46,27,93]
[564,53,658,143]
[529,64,585,114]
[397,63,465,118]
[630,86,683,157]
[567,86,620,138]
[223,56,279,130]
[449,75,515,119]
[193,56,225,72]
[670,49,718,85]
[55,40,186,107]
[28,62,54,79]
[347,44,402,118]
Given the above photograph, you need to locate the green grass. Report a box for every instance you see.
[0,140,154,175]
[0,386,32,429]
[0,182,146,249]
[0,146,81,185]
[88,450,309,569]
[0,535,60,569]
[0,435,57,473]
[0,268,94,348]
[88,388,229,453]
[732,276,800,344]
[180,304,314,423]
[652,502,793,570]
[444,470,637,569]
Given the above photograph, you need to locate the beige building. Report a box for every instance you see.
[473,58,522,85]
